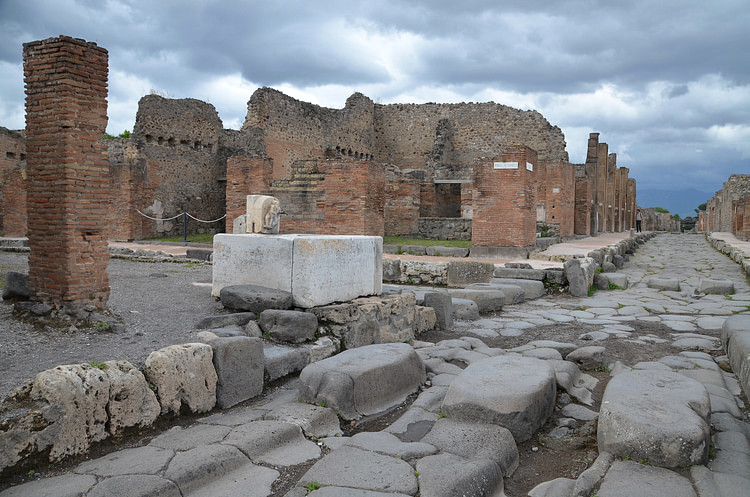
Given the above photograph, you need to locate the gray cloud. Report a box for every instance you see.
[0,0,748,205]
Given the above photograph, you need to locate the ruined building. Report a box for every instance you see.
[1,87,638,250]
[700,174,750,240]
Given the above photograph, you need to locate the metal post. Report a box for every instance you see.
[183,212,187,243]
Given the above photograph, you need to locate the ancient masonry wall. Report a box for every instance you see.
[243,88,376,179]
[537,161,575,237]
[0,127,27,236]
[384,166,421,235]
[23,35,110,307]
[226,157,385,236]
[639,207,680,232]
[701,174,750,240]
[472,145,538,248]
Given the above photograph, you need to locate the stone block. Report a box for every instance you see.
[382,258,401,282]
[259,309,318,343]
[298,343,426,420]
[598,370,710,467]
[490,278,545,299]
[416,453,504,497]
[446,288,505,312]
[207,336,264,409]
[103,361,160,436]
[451,298,480,320]
[144,343,218,415]
[425,246,469,257]
[647,276,680,291]
[564,257,596,297]
[594,273,610,290]
[297,445,418,495]
[424,292,453,330]
[442,355,557,442]
[697,278,734,295]
[263,343,312,382]
[195,312,257,330]
[212,234,382,307]
[493,267,546,281]
[219,284,294,313]
[2,271,29,300]
[421,418,519,475]
[446,260,495,287]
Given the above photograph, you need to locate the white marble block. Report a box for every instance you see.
[246,195,281,234]
[212,234,383,308]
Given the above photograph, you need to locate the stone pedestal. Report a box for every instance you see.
[212,234,382,308]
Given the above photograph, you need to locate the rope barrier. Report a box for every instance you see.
[135,209,226,224]
[134,209,183,222]
[186,212,227,223]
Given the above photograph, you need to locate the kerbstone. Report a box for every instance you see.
[598,370,710,467]
[563,258,595,297]
[298,343,426,420]
[493,267,546,280]
[446,260,495,286]
[258,309,318,343]
[441,355,556,442]
[446,288,505,312]
[423,292,453,330]
[451,298,480,320]
[195,312,256,330]
[207,336,264,409]
[143,343,218,415]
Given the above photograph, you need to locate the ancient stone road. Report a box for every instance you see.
[2,233,749,497]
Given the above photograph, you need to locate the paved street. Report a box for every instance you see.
[2,232,749,496]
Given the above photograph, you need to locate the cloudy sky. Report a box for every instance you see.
[1,0,748,216]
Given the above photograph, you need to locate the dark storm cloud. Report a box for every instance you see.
[1,0,748,202]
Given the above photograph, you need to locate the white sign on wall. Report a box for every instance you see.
[552,187,560,193]
[526,162,533,171]
[493,161,518,169]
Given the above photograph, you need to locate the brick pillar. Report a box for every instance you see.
[471,145,537,256]
[23,36,110,308]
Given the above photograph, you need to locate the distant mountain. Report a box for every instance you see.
[637,188,714,218]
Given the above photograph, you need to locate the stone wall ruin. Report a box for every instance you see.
[1,42,640,246]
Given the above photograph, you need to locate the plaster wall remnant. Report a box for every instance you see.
[23,35,111,308]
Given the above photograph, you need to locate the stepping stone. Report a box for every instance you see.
[416,453,504,497]
[697,278,734,295]
[598,370,710,467]
[598,461,697,497]
[298,343,426,420]
[441,355,556,442]
[647,277,681,291]
[297,446,418,495]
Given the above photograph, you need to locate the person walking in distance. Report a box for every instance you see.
[636,209,643,232]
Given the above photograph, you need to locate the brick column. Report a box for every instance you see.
[225,156,273,226]
[23,36,110,308]
[471,145,537,257]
